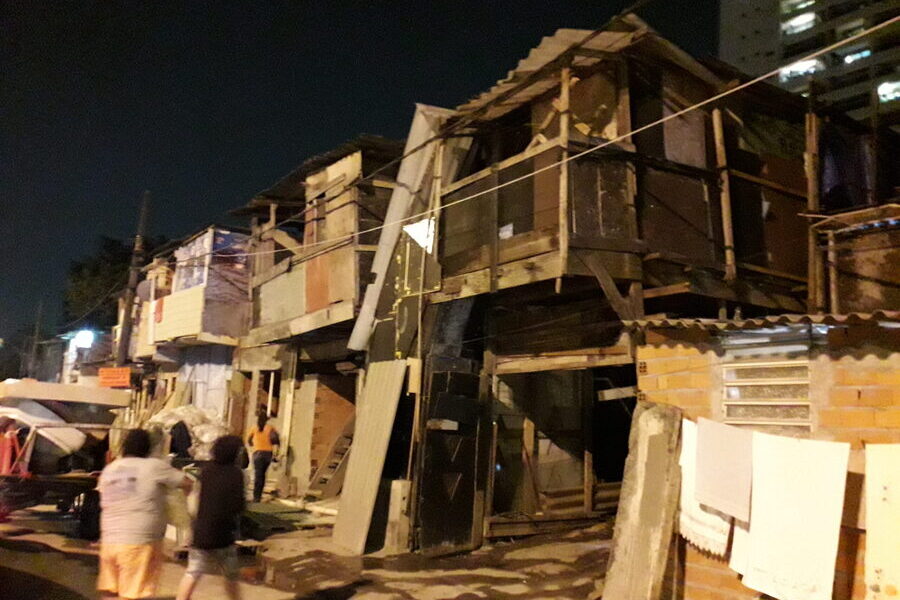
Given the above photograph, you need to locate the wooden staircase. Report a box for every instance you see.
[304,414,355,500]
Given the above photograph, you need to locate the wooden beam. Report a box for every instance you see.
[261,228,304,255]
[573,249,635,321]
[642,282,692,298]
[805,111,824,313]
[729,169,806,199]
[494,353,632,375]
[737,261,807,284]
[597,386,637,401]
[712,108,736,281]
[557,67,572,294]
[569,234,647,254]
[827,231,839,314]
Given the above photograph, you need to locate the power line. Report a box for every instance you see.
[167,0,662,265]
[206,14,898,263]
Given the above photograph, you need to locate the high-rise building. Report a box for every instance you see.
[719,0,899,126]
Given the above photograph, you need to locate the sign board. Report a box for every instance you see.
[98,367,131,388]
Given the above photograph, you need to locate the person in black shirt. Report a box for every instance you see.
[176,435,245,600]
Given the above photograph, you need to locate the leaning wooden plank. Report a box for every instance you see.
[600,401,681,600]
[332,360,407,555]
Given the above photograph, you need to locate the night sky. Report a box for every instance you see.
[0,1,718,340]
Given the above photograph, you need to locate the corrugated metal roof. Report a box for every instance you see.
[453,14,724,122]
[810,203,900,233]
[628,311,900,331]
[454,28,637,122]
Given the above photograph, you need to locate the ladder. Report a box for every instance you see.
[304,413,355,500]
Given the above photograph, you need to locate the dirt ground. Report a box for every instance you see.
[261,522,613,600]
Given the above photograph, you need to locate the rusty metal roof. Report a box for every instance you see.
[628,311,900,331]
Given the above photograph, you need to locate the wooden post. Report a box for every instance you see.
[483,420,499,539]
[827,231,840,314]
[712,109,736,281]
[556,66,572,293]
[582,371,594,514]
[805,110,823,312]
[523,417,541,513]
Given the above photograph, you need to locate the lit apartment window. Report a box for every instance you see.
[843,48,872,65]
[781,12,818,35]
[878,81,900,103]
[780,0,815,15]
[779,58,824,82]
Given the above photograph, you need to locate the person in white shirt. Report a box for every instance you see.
[97,429,191,600]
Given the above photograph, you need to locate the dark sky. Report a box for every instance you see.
[0,1,718,340]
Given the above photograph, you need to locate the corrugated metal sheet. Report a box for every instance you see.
[810,203,900,233]
[453,14,723,123]
[454,29,636,122]
[333,359,408,554]
[628,311,900,331]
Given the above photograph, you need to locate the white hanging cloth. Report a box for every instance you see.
[740,432,850,600]
[678,419,732,556]
[865,444,900,600]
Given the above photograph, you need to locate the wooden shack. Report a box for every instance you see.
[345,15,819,556]
[231,136,403,498]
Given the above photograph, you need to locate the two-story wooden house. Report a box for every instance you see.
[340,15,819,556]
[230,136,403,499]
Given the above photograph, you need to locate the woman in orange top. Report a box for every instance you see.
[246,413,279,503]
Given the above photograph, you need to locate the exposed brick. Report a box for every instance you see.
[646,358,691,375]
[683,406,711,420]
[819,408,876,428]
[638,375,659,391]
[690,373,712,389]
[830,388,861,407]
[668,373,693,389]
[858,430,900,444]
[828,430,863,449]
[860,388,899,407]
[874,407,900,428]
[875,370,900,386]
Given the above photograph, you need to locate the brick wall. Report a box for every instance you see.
[636,326,900,600]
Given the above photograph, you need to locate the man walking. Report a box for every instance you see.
[97,428,191,600]
[246,413,279,503]
[176,435,245,600]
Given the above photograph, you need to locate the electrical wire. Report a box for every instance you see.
[57,273,129,331]
[197,14,898,263]
[165,0,662,265]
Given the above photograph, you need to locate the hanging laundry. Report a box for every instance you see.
[678,419,732,555]
[865,444,900,600]
[696,417,753,522]
[728,519,750,575]
[741,433,849,600]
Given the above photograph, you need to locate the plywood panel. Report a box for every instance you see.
[328,246,357,307]
[288,376,318,492]
[333,360,407,554]
[258,267,305,326]
[153,285,204,342]
[306,255,330,313]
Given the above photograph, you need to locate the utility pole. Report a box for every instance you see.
[27,300,43,377]
[116,191,150,366]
